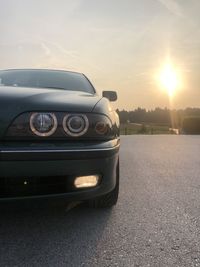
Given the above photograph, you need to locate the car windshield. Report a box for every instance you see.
[0,69,95,94]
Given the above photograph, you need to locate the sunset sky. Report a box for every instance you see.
[1,0,200,110]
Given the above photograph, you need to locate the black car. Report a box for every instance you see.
[0,69,120,208]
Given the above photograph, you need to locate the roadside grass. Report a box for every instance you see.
[120,123,175,135]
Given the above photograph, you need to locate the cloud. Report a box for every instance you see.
[41,42,51,56]
[49,42,78,59]
[157,0,184,17]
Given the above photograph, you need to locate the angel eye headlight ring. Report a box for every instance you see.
[30,112,58,137]
[63,114,89,137]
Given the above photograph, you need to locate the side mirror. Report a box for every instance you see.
[102,91,117,102]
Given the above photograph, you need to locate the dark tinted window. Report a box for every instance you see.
[0,69,95,94]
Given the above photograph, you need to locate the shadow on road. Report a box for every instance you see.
[0,200,113,266]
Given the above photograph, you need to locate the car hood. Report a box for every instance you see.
[0,86,101,138]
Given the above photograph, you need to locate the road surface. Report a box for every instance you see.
[0,135,200,267]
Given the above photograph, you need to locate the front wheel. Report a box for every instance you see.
[88,160,119,208]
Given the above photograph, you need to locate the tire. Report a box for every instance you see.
[87,159,119,208]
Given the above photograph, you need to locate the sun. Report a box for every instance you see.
[159,62,179,97]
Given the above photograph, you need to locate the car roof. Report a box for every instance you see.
[0,68,84,76]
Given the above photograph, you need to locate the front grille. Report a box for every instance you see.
[0,176,75,198]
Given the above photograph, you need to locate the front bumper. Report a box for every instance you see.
[0,139,120,201]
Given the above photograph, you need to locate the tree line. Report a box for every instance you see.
[117,107,200,128]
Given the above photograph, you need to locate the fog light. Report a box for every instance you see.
[74,175,100,188]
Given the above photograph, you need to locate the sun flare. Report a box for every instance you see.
[159,62,179,97]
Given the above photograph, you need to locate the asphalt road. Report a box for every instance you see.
[0,135,200,267]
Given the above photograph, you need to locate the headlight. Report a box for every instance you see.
[30,112,58,137]
[6,112,115,140]
[63,114,89,137]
